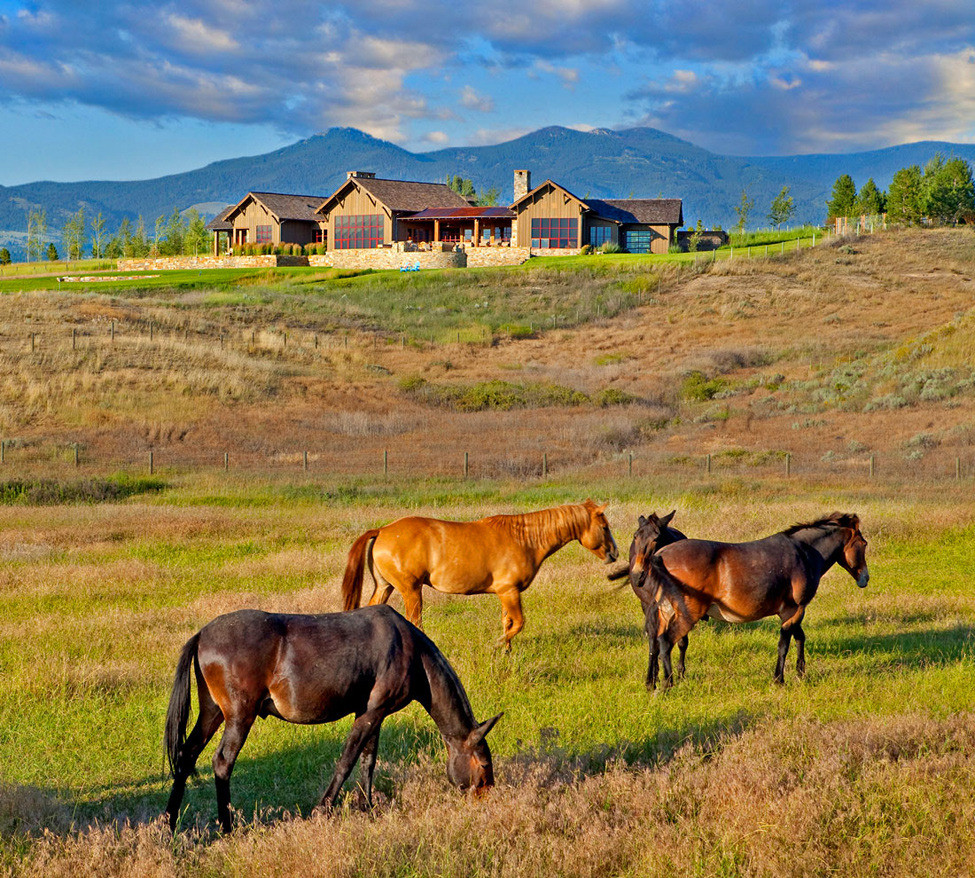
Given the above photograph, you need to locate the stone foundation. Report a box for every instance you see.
[118,246,533,272]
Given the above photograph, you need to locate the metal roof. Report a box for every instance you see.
[406,206,515,220]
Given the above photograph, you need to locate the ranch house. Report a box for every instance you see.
[207,170,683,259]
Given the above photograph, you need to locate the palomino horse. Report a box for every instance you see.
[164,605,501,833]
[342,500,618,649]
[607,511,690,688]
[645,512,868,689]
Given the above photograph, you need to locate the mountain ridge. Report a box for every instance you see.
[3,125,974,257]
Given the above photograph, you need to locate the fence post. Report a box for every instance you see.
[72,328,76,350]
[869,455,875,478]
[149,450,154,475]
[706,453,712,474]
[0,440,4,464]
[111,320,115,343]
[224,452,229,472]
[464,451,469,479]
[74,444,79,468]
[786,452,791,476]
[303,450,308,471]
[957,457,962,480]
[383,449,388,477]
[542,453,548,478]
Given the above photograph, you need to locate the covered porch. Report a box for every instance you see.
[401,206,514,247]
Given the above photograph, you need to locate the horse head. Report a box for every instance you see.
[581,500,619,564]
[831,512,869,588]
[629,510,679,590]
[446,713,502,794]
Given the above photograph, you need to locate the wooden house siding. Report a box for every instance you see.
[513,183,586,248]
[319,184,392,246]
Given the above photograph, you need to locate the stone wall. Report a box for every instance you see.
[119,247,532,272]
[465,247,532,268]
[118,255,305,270]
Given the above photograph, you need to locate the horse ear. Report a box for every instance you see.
[467,713,503,748]
[595,503,607,515]
[638,515,648,527]
[661,510,676,527]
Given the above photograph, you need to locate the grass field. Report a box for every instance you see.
[2,228,975,875]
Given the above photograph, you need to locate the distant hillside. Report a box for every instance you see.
[3,125,974,258]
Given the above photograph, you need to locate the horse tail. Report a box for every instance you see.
[342,528,381,611]
[165,631,200,777]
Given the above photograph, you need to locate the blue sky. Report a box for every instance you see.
[0,0,973,185]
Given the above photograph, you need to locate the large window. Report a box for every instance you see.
[589,226,613,247]
[624,229,654,254]
[255,224,273,244]
[531,217,578,249]
[334,214,383,249]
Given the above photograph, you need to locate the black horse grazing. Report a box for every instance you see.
[164,605,502,833]
[645,512,869,690]
[608,511,689,688]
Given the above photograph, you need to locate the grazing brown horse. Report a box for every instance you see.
[164,605,501,833]
[342,500,618,649]
[607,511,690,688]
[645,512,868,689]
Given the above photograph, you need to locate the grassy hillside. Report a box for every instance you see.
[1,228,975,876]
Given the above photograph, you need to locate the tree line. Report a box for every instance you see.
[4,206,215,264]
[826,154,975,225]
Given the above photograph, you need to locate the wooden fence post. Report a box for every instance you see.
[542,453,548,478]
[383,449,388,477]
[149,451,154,475]
[224,452,229,471]
[786,452,791,476]
[706,453,712,474]
[869,455,875,478]
[464,451,469,478]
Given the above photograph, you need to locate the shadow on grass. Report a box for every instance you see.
[823,623,974,669]
[37,701,758,839]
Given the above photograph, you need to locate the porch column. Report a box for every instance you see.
[473,218,480,247]
[213,233,219,256]
[434,219,440,242]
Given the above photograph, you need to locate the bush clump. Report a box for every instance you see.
[681,371,728,402]
[0,475,166,505]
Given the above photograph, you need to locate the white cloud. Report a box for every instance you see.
[460,85,494,112]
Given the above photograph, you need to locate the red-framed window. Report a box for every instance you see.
[531,217,578,248]
[334,214,383,249]
[255,224,273,244]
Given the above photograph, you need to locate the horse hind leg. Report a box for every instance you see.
[365,552,395,607]
[775,606,805,685]
[677,635,689,680]
[794,622,806,679]
[212,712,256,834]
[354,726,382,810]
[497,589,525,652]
[774,627,794,685]
[644,604,660,690]
[166,680,224,831]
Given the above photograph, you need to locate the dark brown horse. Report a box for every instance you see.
[342,500,618,649]
[645,512,868,689]
[607,511,690,688]
[164,605,501,833]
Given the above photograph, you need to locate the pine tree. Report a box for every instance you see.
[826,175,857,220]
[887,166,925,225]
[46,243,59,261]
[855,179,886,217]
[0,248,11,266]
[923,155,975,225]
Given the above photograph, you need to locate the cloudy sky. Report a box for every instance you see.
[0,0,973,185]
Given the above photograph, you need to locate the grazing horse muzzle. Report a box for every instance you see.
[857,567,870,588]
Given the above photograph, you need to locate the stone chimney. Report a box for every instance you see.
[513,169,531,201]
[347,170,376,179]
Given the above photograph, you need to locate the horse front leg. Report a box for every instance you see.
[644,603,659,690]
[775,606,804,684]
[497,588,524,651]
[317,712,386,814]
[354,725,382,810]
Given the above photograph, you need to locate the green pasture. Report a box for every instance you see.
[0,475,971,852]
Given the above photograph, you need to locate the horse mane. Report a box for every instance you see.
[781,512,859,535]
[486,503,592,546]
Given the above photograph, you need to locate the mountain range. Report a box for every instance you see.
[3,125,975,258]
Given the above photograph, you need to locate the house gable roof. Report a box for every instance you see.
[206,205,234,231]
[319,176,471,215]
[510,179,588,211]
[586,198,684,226]
[225,191,328,224]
